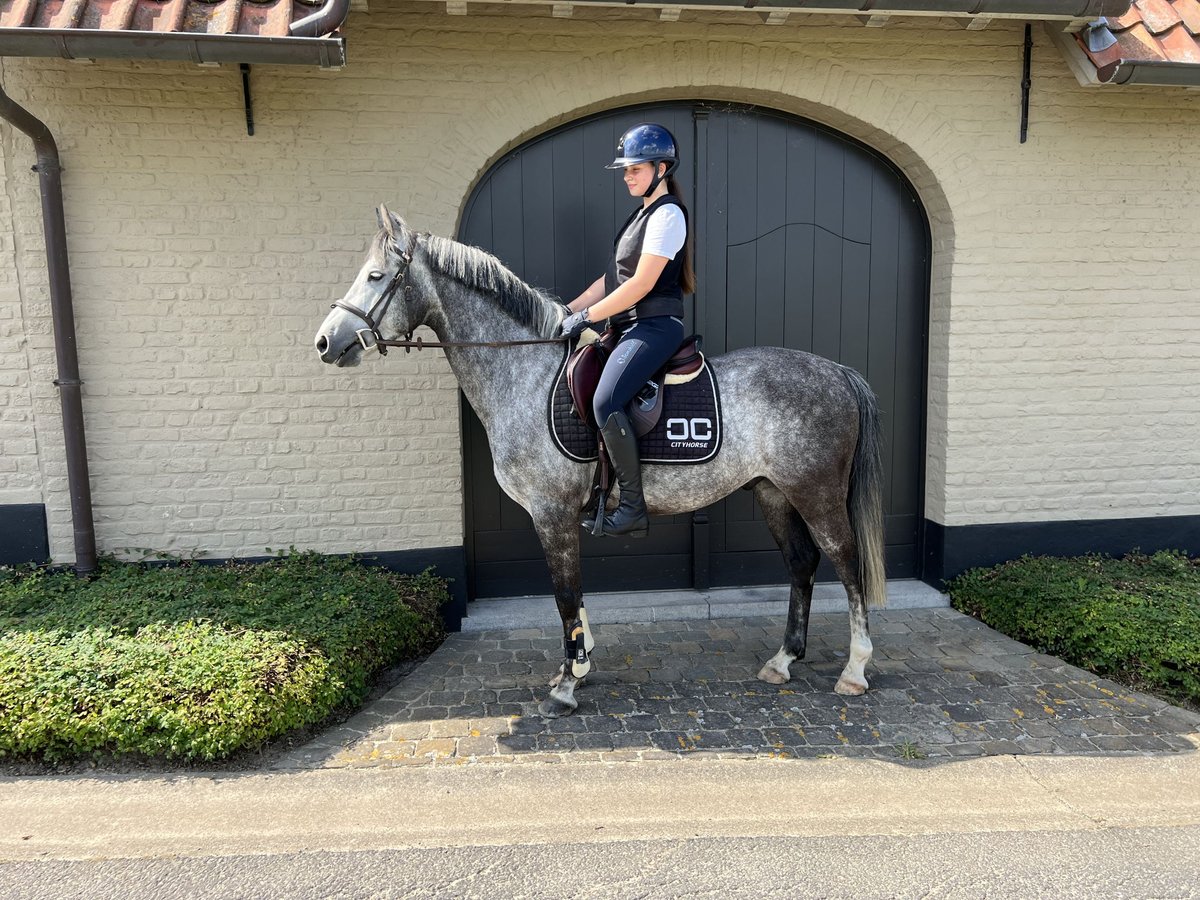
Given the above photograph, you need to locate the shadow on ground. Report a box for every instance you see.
[273,608,1200,769]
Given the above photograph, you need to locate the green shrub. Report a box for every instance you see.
[948,551,1200,706]
[0,552,446,762]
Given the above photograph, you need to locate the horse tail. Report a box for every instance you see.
[840,366,887,610]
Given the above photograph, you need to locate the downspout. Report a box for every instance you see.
[0,84,97,574]
[289,0,352,38]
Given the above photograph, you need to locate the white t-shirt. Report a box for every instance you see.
[640,204,686,260]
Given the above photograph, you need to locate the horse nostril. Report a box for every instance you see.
[316,335,328,354]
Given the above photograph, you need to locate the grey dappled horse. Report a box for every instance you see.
[315,206,887,718]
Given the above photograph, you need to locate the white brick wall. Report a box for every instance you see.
[0,117,48,510]
[1,9,1197,563]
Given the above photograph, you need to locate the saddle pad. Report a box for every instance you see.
[547,347,722,464]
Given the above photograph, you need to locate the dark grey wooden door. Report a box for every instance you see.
[460,103,928,598]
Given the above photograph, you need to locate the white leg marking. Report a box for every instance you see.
[757,647,796,685]
[835,635,873,695]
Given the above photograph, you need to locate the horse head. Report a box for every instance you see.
[314,204,433,366]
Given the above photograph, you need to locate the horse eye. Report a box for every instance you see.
[367,271,385,282]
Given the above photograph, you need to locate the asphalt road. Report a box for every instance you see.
[2,827,1198,899]
[2,754,1199,899]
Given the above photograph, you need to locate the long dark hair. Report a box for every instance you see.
[666,173,697,295]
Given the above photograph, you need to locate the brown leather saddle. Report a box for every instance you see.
[565,328,705,437]
[564,328,706,536]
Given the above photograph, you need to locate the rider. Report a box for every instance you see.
[559,123,696,537]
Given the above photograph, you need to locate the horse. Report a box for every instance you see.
[315,205,886,718]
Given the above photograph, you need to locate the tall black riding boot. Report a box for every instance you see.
[598,411,649,538]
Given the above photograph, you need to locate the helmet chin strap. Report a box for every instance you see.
[642,159,677,198]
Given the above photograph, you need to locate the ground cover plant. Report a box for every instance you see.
[0,551,446,763]
[948,551,1199,708]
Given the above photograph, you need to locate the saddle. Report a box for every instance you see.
[565,328,706,437]
[563,327,709,536]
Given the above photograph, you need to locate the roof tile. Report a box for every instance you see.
[1171,0,1200,34]
[1134,0,1182,33]
[0,0,38,26]
[1157,16,1200,57]
[1077,4,1200,79]
[1108,7,1146,28]
[1,0,326,38]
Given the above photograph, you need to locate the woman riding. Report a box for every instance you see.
[559,123,697,538]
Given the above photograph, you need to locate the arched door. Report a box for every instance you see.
[461,103,929,598]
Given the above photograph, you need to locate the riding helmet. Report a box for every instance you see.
[606,123,678,195]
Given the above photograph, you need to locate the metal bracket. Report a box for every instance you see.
[1020,24,1032,144]
[241,63,255,137]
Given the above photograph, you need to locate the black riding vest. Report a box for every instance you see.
[604,195,687,329]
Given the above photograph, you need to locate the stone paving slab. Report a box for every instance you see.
[272,609,1200,770]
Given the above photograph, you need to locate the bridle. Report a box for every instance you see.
[330,231,568,356]
[330,231,421,356]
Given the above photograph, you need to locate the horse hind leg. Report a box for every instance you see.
[782,487,874,696]
[753,481,820,686]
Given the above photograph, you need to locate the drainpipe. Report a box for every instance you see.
[289,0,352,38]
[0,84,97,574]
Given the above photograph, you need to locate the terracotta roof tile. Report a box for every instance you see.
[1157,16,1200,57]
[1133,0,1182,32]
[1172,0,1200,34]
[0,0,323,37]
[1077,0,1200,80]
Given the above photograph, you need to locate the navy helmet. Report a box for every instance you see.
[606,123,678,196]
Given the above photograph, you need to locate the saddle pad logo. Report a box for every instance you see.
[548,349,722,465]
[666,418,713,448]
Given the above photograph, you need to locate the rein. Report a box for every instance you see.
[376,334,567,354]
[332,231,567,355]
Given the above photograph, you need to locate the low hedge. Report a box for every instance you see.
[0,552,446,762]
[948,551,1200,707]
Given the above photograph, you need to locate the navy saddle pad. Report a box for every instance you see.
[547,347,722,464]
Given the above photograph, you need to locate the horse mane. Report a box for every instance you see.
[380,228,564,337]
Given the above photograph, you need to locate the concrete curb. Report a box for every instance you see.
[461,579,948,631]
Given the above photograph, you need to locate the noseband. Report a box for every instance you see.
[330,231,568,355]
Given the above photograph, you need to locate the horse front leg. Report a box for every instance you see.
[531,509,593,718]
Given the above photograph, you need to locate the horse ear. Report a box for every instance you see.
[377,204,394,237]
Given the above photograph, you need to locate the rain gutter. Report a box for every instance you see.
[1095,59,1200,86]
[0,28,346,68]
[562,0,1130,16]
[0,85,97,574]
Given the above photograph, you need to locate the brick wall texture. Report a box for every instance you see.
[0,7,1197,564]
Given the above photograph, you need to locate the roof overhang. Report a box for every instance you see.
[0,0,350,68]
[0,27,346,67]
[1046,19,1200,88]
[443,0,1131,20]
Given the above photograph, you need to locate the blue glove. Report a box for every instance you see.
[560,308,592,340]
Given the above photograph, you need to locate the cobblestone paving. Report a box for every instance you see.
[273,608,1200,769]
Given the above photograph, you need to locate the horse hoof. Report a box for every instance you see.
[757,664,790,685]
[538,696,578,718]
[834,676,868,696]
